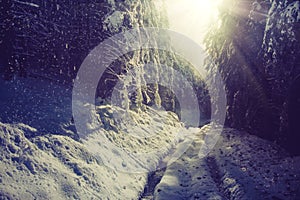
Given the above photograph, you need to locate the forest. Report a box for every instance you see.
[0,0,299,199]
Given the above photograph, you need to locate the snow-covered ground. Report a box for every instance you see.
[0,76,185,199]
[1,76,300,199]
[0,122,148,199]
[154,125,300,200]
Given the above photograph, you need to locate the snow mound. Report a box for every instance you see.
[74,101,187,173]
[0,76,184,199]
[0,76,191,199]
[0,122,149,199]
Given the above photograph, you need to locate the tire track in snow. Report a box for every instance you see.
[206,156,230,200]
[153,126,224,199]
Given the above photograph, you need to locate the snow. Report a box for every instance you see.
[154,125,300,199]
[81,104,185,173]
[103,11,125,33]
[285,1,300,23]
[13,0,40,8]
[1,75,300,199]
[263,0,300,56]
[0,76,186,198]
[2,0,300,198]
[0,122,147,199]
[0,75,300,199]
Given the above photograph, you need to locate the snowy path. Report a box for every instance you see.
[153,125,224,199]
[149,125,300,200]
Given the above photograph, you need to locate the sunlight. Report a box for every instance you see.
[165,0,222,46]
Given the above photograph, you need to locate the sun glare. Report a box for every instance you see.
[165,0,222,46]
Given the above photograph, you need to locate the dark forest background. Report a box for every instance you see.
[205,0,300,155]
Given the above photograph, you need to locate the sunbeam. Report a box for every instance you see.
[165,0,222,46]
